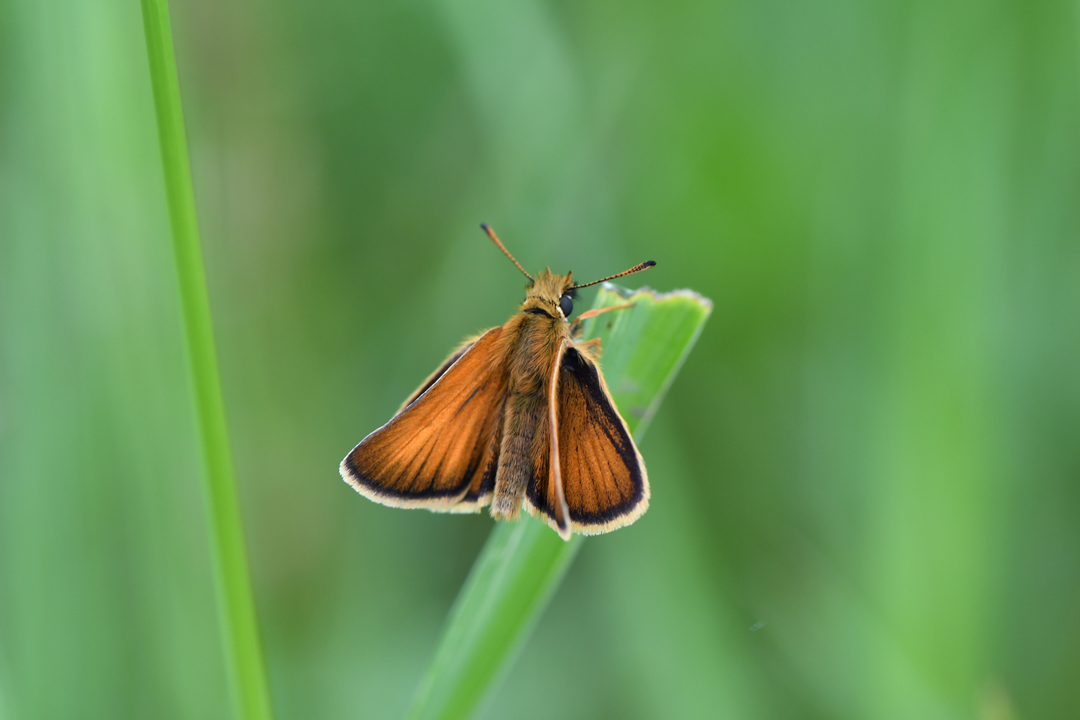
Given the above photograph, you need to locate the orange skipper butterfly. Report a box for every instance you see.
[340,225,655,540]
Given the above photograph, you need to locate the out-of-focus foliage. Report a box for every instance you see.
[1,0,1079,718]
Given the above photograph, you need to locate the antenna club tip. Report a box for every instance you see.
[480,223,490,231]
[644,260,656,268]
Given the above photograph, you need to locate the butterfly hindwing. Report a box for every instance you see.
[340,327,509,511]
[526,343,649,536]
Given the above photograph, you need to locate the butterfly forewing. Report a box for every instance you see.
[526,345,649,535]
[341,327,509,511]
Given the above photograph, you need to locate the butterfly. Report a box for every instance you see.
[340,225,656,540]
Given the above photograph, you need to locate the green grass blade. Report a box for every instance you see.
[139,3,274,720]
[405,284,712,720]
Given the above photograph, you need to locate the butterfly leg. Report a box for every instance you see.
[574,336,602,361]
[571,302,635,326]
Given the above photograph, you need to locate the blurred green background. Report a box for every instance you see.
[2,0,1079,718]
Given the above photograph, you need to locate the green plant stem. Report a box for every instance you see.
[139,3,273,720]
[407,520,583,720]
[405,285,712,720]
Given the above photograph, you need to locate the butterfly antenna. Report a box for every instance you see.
[571,260,656,290]
[481,224,533,281]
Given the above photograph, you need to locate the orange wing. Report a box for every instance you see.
[525,342,649,537]
[340,327,510,512]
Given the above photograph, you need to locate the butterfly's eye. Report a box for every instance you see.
[559,294,574,318]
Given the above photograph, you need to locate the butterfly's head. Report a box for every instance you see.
[524,269,577,320]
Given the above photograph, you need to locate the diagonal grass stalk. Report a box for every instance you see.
[139,2,274,719]
[405,284,712,720]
